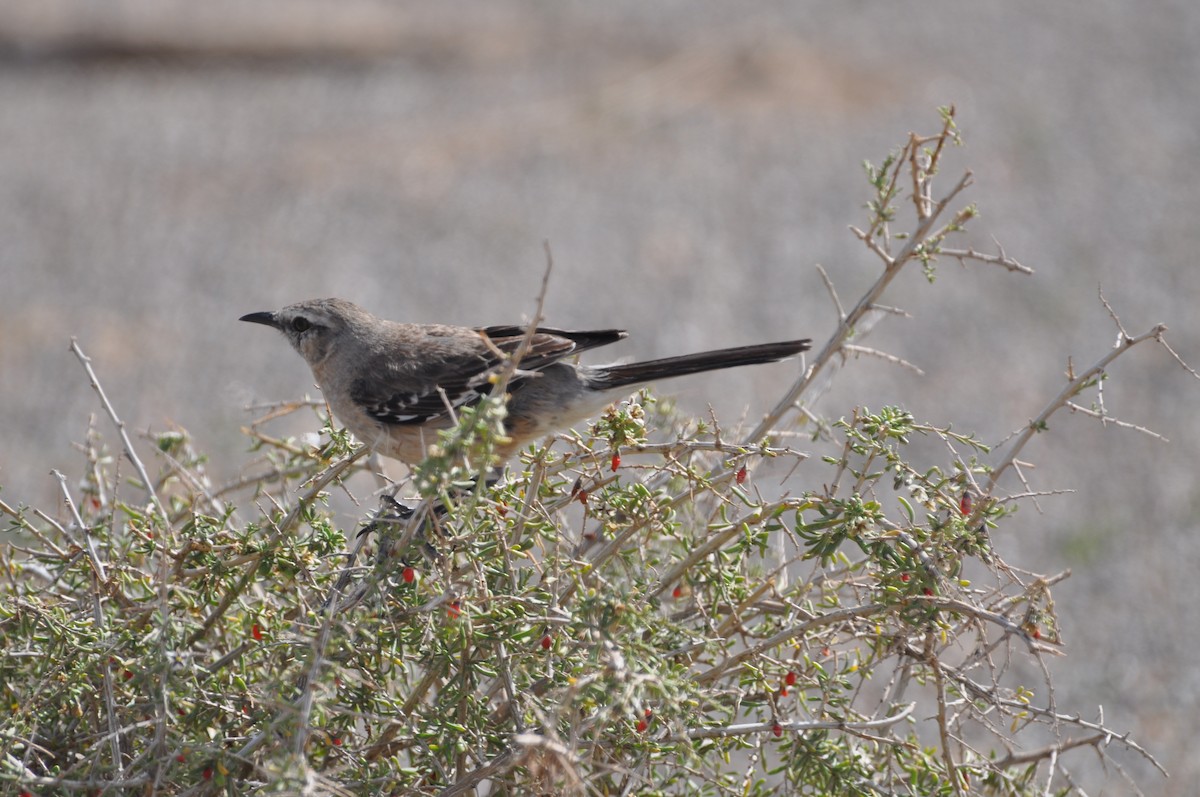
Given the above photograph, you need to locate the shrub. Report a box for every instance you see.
[0,109,1172,795]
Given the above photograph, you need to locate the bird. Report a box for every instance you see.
[240,298,810,466]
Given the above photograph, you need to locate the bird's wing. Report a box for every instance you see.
[351,326,626,426]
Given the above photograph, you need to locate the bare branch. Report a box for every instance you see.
[685,702,915,739]
[748,162,974,444]
[1064,401,1169,442]
[841,344,926,376]
[69,339,168,526]
[815,263,846,322]
[1098,286,1130,340]
[1157,332,1200,380]
[986,323,1167,495]
[941,246,1033,274]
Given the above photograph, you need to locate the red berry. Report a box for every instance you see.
[541,634,552,650]
[123,670,134,681]
[332,736,342,747]
[577,489,589,506]
[402,566,416,584]
[176,753,186,763]
[202,767,213,780]
[447,601,461,618]
[497,501,508,517]
[785,671,797,686]
[672,585,683,599]
[635,718,648,732]
[923,587,934,596]
[900,572,911,582]
[779,686,788,697]
[611,453,621,471]
[960,491,973,516]
[772,723,783,737]
[251,623,263,642]
[736,465,747,485]
[645,708,653,718]
[1032,628,1042,639]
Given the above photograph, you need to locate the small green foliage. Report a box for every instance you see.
[863,152,901,227]
[592,395,650,449]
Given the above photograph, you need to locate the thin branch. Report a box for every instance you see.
[747,168,975,444]
[696,603,884,685]
[648,500,784,601]
[1157,332,1200,380]
[686,703,916,739]
[293,565,345,757]
[1098,286,1130,340]
[493,241,555,398]
[941,246,1033,274]
[928,631,964,797]
[436,748,520,797]
[992,733,1107,770]
[69,339,168,525]
[841,344,926,376]
[815,263,846,322]
[986,323,1167,495]
[1063,401,1169,441]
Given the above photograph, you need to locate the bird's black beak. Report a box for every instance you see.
[239,311,279,328]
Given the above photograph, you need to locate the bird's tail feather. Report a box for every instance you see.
[589,339,811,390]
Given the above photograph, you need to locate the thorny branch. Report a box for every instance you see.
[748,108,1029,444]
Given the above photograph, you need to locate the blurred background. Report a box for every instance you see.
[1,1,1197,791]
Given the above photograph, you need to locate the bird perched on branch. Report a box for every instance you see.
[240,298,810,465]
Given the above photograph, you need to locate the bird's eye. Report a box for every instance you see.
[291,317,312,333]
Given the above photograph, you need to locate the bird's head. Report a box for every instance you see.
[240,298,371,368]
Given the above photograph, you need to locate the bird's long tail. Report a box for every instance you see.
[588,339,811,390]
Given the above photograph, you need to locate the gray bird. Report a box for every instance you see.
[240,298,810,465]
